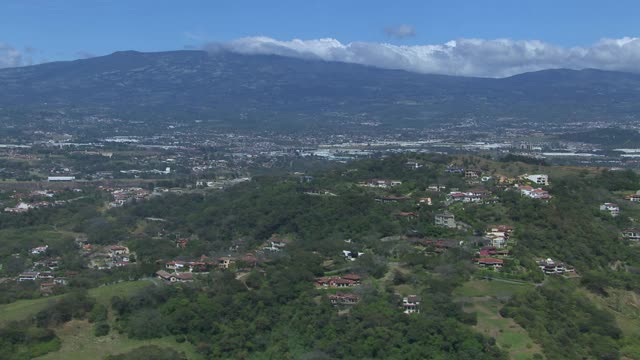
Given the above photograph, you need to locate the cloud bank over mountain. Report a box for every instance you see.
[0,43,27,68]
[208,36,640,78]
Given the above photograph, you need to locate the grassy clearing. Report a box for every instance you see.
[0,280,197,360]
[582,288,640,359]
[581,288,640,337]
[35,320,203,360]
[0,280,154,325]
[0,297,56,326]
[453,278,534,298]
[88,280,156,306]
[469,299,542,359]
[455,280,544,360]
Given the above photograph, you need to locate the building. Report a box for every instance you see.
[156,270,194,283]
[18,272,39,282]
[485,225,513,249]
[375,195,410,203]
[525,174,549,186]
[342,250,364,261]
[48,176,76,182]
[395,212,417,219]
[361,179,402,188]
[4,202,32,213]
[427,185,446,192]
[445,167,464,174]
[403,295,421,314]
[315,276,358,288]
[165,260,209,273]
[465,170,481,179]
[31,245,48,255]
[624,191,640,202]
[622,228,640,242]
[537,258,573,275]
[39,271,54,280]
[329,293,359,306]
[417,197,432,206]
[474,258,504,269]
[517,185,550,200]
[435,212,456,228]
[218,257,235,270]
[600,203,620,217]
[108,245,129,257]
[264,237,291,252]
[447,189,490,203]
[405,161,423,169]
[342,274,362,284]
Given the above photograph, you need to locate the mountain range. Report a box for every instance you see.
[1,50,639,128]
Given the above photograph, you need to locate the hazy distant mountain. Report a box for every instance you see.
[1,50,639,128]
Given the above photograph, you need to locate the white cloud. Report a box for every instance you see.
[384,24,416,39]
[209,36,640,78]
[0,43,26,68]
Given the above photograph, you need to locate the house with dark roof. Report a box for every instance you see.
[622,228,640,242]
[329,293,359,306]
[474,258,504,269]
[18,272,39,282]
[315,276,358,288]
[403,295,421,314]
[600,203,620,217]
[156,270,194,283]
[435,212,456,228]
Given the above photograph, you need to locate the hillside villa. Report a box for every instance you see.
[523,174,549,185]
[434,212,456,228]
[156,270,194,283]
[403,295,421,314]
[516,185,550,200]
[329,293,360,306]
[537,258,575,275]
[622,228,640,242]
[473,257,504,269]
[600,203,620,217]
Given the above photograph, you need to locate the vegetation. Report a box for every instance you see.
[501,280,622,359]
[0,154,639,359]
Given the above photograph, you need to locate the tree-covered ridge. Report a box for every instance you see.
[105,251,505,360]
[0,154,639,359]
[501,280,622,360]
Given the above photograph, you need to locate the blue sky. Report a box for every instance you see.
[1,0,640,76]
[2,0,638,58]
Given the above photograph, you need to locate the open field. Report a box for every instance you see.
[468,297,543,360]
[453,278,534,298]
[0,280,155,325]
[0,296,54,326]
[0,280,198,360]
[583,288,640,359]
[35,320,203,360]
[455,280,544,360]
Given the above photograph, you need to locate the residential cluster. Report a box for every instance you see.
[537,258,575,275]
[106,187,152,208]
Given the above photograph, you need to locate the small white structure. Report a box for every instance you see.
[434,212,456,228]
[18,272,40,282]
[537,258,573,275]
[622,228,640,242]
[600,203,620,217]
[403,295,421,314]
[342,250,364,261]
[361,179,402,188]
[48,176,76,182]
[31,245,48,255]
[525,174,549,186]
[516,185,550,200]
